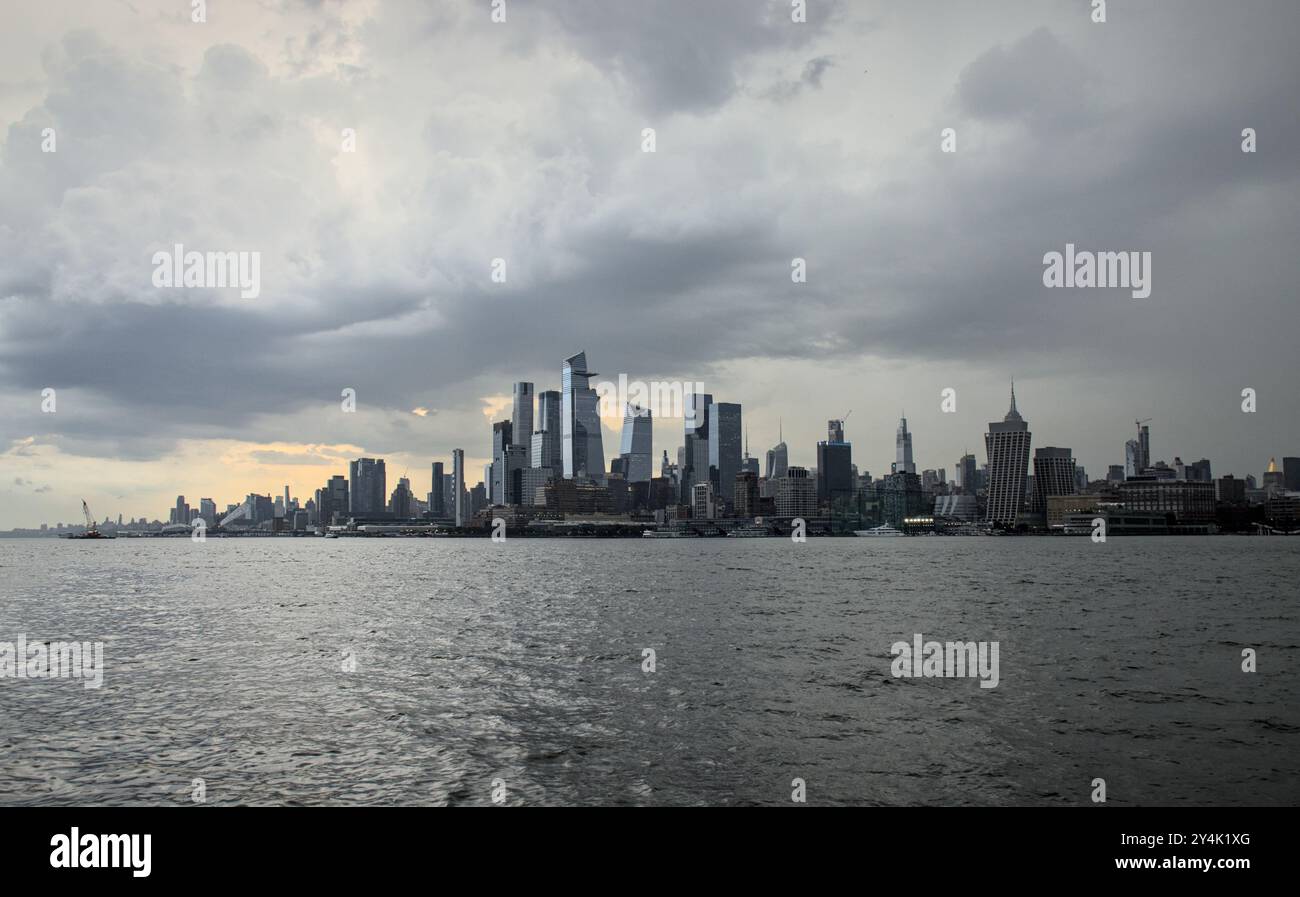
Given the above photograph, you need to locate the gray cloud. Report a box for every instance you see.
[0,0,1297,525]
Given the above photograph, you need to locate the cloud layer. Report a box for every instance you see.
[1,0,1297,526]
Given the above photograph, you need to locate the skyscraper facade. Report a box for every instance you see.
[452,449,466,526]
[429,461,445,516]
[774,466,817,518]
[561,352,605,482]
[984,385,1031,526]
[1125,439,1141,479]
[619,404,653,483]
[318,474,349,526]
[502,444,529,504]
[513,382,534,446]
[691,481,715,520]
[349,457,387,514]
[1031,447,1077,516]
[816,434,853,509]
[766,428,789,481]
[533,389,562,471]
[682,391,713,500]
[895,417,916,475]
[734,471,759,518]
[491,420,513,505]
[1284,457,1300,491]
[708,401,742,511]
[957,454,978,495]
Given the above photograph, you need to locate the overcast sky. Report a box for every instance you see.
[1,0,1297,527]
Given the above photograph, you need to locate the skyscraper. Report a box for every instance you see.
[1283,457,1300,491]
[817,419,853,510]
[349,458,386,514]
[389,480,412,517]
[491,420,513,505]
[708,401,742,512]
[502,444,529,504]
[513,382,534,446]
[1263,457,1285,490]
[774,466,817,518]
[957,453,978,495]
[895,417,915,475]
[319,475,348,526]
[682,390,713,500]
[734,471,759,518]
[1125,439,1141,479]
[1032,447,1077,517]
[452,449,466,526]
[429,461,445,516]
[619,404,653,483]
[766,421,788,481]
[561,352,605,482]
[691,481,715,520]
[984,383,1031,526]
[533,389,562,471]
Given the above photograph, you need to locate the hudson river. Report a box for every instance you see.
[1,537,1296,806]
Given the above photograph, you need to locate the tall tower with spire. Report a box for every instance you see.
[984,380,1032,526]
[766,420,789,481]
[895,415,915,474]
[741,427,760,475]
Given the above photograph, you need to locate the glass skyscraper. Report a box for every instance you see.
[683,390,713,501]
[513,382,534,446]
[708,402,742,512]
[619,403,653,483]
[895,417,915,475]
[533,389,562,471]
[561,351,605,482]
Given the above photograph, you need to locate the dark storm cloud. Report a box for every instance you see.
[0,0,1297,473]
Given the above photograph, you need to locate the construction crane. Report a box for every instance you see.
[67,499,112,539]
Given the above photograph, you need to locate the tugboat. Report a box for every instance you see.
[65,500,116,539]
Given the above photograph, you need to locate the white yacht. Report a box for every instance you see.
[854,524,906,537]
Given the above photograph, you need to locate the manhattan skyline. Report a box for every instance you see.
[2,0,1298,529]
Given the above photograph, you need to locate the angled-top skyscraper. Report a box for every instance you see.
[766,421,789,481]
[561,351,605,482]
[619,403,653,483]
[984,383,1032,526]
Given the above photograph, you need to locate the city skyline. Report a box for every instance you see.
[3,1,1298,528]
[5,362,1292,530]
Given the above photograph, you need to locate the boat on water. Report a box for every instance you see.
[64,500,116,539]
[642,529,693,538]
[727,524,771,537]
[854,524,906,537]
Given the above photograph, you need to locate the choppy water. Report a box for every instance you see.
[1,536,1297,806]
